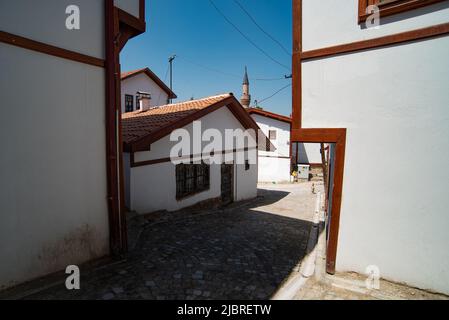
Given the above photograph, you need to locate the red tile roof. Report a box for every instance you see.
[121,67,177,99]
[122,94,275,154]
[246,108,292,124]
[122,94,232,145]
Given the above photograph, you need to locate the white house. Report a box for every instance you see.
[121,67,177,113]
[0,0,146,290]
[294,0,449,294]
[122,93,267,214]
[247,108,292,183]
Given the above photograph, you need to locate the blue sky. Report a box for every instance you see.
[121,0,292,117]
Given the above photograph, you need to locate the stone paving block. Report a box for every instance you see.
[17,184,320,300]
[102,293,115,300]
[112,287,124,295]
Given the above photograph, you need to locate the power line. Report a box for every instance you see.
[232,0,291,57]
[208,0,290,71]
[257,83,292,104]
[255,76,290,81]
[178,55,289,82]
[178,56,240,79]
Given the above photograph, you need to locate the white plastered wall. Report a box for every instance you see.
[114,0,140,18]
[251,114,291,183]
[0,44,109,290]
[121,73,170,113]
[126,106,258,213]
[0,0,105,59]
[0,0,109,289]
[302,0,449,294]
[297,143,322,165]
[258,157,291,183]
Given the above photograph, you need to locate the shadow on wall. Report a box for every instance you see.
[297,143,309,164]
[18,189,322,300]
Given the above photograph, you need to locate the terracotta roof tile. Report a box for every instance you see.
[246,108,292,123]
[122,94,232,144]
[121,68,147,79]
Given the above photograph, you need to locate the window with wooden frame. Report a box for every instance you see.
[358,0,446,23]
[269,130,277,140]
[176,162,210,199]
[125,94,134,113]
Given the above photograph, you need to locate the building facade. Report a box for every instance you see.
[0,0,145,290]
[294,0,449,294]
[121,68,177,113]
[123,94,262,214]
[247,109,292,183]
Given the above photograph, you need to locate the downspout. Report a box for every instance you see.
[105,0,126,257]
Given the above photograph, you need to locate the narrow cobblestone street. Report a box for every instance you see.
[18,183,318,300]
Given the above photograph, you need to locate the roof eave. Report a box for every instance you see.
[125,95,266,153]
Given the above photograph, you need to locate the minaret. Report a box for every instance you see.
[240,66,251,108]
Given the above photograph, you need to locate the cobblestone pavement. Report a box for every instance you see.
[21,183,318,300]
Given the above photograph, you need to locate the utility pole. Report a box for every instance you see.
[169,55,176,104]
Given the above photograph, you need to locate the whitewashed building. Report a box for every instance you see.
[0,0,146,290]
[122,93,267,214]
[295,0,449,294]
[121,67,177,113]
[247,108,292,183]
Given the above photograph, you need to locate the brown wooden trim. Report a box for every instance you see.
[105,0,124,256]
[130,147,257,168]
[292,0,302,130]
[116,8,128,254]
[359,0,368,22]
[259,155,291,159]
[132,157,171,168]
[358,0,447,24]
[246,108,292,124]
[301,22,449,61]
[117,8,146,34]
[292,128,346,143]
[104,2,148,257]
[0,30,105,68]
[292,128,346,274]
[115,6,146,52]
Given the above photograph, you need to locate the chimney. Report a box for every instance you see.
[137,91,152,111]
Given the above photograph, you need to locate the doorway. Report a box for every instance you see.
[221,163,234,205]
[291,128,347,274]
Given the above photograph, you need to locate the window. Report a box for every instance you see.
[269,130,277,140]
[176,163,210,199]
[125,94,134,113]
[245,160,250,171]
[358,0,445,23]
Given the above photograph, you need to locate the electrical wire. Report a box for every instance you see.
[178,56,241,79]
[257,83,292,104]
[208,0,290,71]
[232,0,291,57]
[178,55,289,82]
